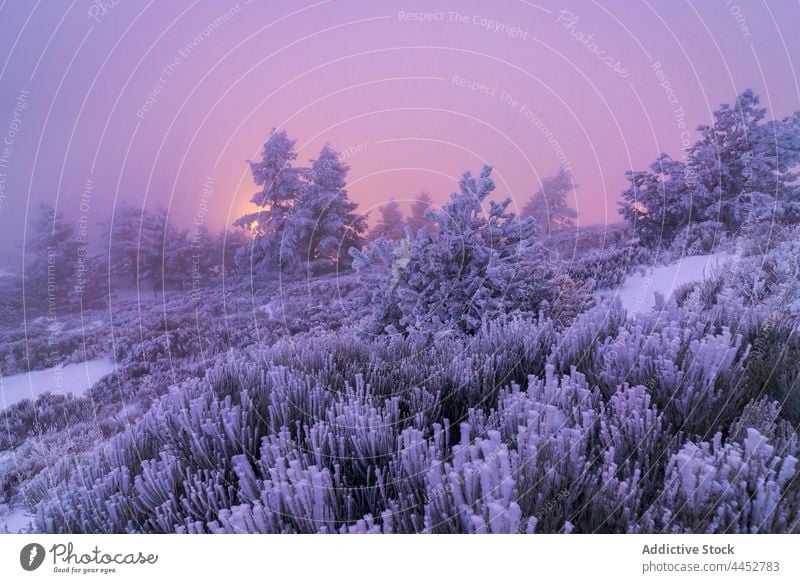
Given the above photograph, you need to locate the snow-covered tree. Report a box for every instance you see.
[367,200,405,241]
[522,168,578,236]
[26,204,106,311]
[621,91,800,246]
[188,222,216,281]
[0,270,22,324]
[620,154,698,247]
[234,129,305,271]
[690,90,800,230]
[214,229,248,277]
[147,206,192,291]
[235,134,366,273]
[25,203,82,312]
[104,203,191,292]
[286,144,367,273]
[354,165,552,335]
[104,202,150,288]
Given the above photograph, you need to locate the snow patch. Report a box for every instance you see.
[0,504,34,533]
[0,357,117,411]
[601,252,731,316]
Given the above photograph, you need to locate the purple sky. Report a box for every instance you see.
[0,0,798,254]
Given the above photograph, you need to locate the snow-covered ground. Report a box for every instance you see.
[0,357,117,411]
[0,451,34,533]
[0,503,34,533]
[601,251,732,317]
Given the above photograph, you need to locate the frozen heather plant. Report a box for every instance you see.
[424,429,522,533]
[644,430,800,533]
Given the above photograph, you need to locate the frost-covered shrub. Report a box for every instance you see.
[0,316,106,375]
[595,323,750,436]
[642,429,800,533]
[424,429,523,533]
[669,221,728,256]
[32,312,563,533]
[0,393,95,451]
[584,384,669,532]
[548,301,625,380]
[353,165,554,335]
[509,367,599,532]
[212,453,339,533]
[567,235,653,291]
[729,399,788,443]
[744,322,800,424]
[728,236,800,312]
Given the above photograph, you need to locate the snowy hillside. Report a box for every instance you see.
[2,90,800,535]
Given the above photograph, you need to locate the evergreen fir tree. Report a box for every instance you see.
[522,168,578,236]
[234,129,305,272]
[25,203,81,313]
[290,144,367,272]
[367,200,405,241]
[355,165,552,335]
[406,191,436,236]
[234,133,367,273]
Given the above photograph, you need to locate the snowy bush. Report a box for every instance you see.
[567,237,651,291]
[669,221,729,256]
[353,165,555,335]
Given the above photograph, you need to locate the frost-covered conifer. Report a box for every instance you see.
[690,91,800,230]
[25,203,82,312]
[103,202,147,288]
[234,134,365,273]
[621,91,800,246]
[406,191,436,236]
[234,129,305,272]
[288,144,367,272]
[620,154,698,248]
[144,205,192,291]
[354,165,553,335]
[522,167,578,236]
[367,200,405,241]
[103,203,188,292]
